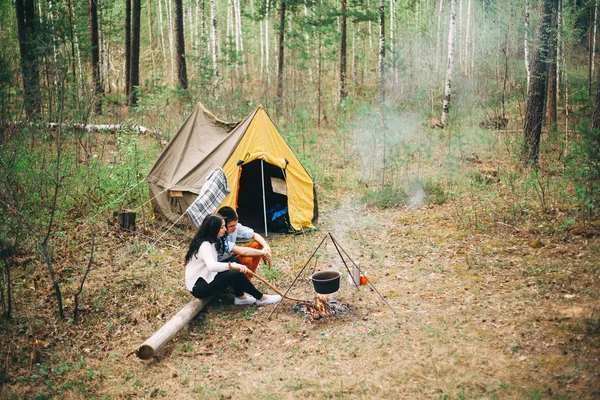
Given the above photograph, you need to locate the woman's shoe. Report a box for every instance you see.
[256,294,282,305]
[234,294,256,305]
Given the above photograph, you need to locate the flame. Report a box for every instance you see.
[309,295,333,319]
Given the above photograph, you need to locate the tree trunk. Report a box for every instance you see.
[340,0,347,102]
[125,0,132,97]
[174,0,188,89]
[521,0,553,166]
[590,0,598,96]
[89,0,103,114]
[546,0,558,132]
[464,0,471,77]
[379,0,385,104]
[276,0,286,110]
[265,0,271,84]
[129,0,141,106]
[592,57,600,130]
[167,0,175,83]
[210,0,219,77]
[525,0,531,91]
[440,0,457,126]
[158,0,168,73]
[136,296,214,360]
[436,0,445,74]
[15,0,41,118]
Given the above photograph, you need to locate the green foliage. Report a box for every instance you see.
[361,185,408,208]
[566,128,600,223]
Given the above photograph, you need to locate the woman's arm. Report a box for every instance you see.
[198,242,233,272]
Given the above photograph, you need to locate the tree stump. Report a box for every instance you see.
[118,211,136,231]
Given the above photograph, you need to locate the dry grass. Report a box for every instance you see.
[2,121,600,399]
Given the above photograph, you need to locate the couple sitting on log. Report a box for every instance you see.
[184,207,281,306]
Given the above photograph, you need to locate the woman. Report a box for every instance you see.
[185,214,281,305]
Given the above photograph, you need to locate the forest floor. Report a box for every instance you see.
[2,194,600,399]
[2,124,600,399]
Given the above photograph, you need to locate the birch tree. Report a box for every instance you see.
[589,0,598,96]
[158,0,168,73]
[379,0,385,104]
[546,0,558,132]
[522,0,553,166]
[210,0,219,77]
[440,0,457,126]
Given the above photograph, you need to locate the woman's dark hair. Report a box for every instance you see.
[185,214,224,264]
[218,206,238,225]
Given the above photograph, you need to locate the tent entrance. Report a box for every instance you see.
[237,159,288,235]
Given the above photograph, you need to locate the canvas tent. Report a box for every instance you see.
[146,104,318,233]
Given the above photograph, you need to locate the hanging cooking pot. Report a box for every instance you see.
[309,271,341,294]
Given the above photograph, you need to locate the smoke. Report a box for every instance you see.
[408,181,425,208]
[351,106,423,185]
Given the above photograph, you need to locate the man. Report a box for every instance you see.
[217,206,272,279]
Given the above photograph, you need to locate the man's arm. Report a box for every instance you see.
[252,233,272,266]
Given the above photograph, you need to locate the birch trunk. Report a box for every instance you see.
[48,0,60,89]
[436,0,445,74]
[440,0,457,126]
[266,0,271,84]
[390,0,396,85]
[260,20,264,77]
[227,0,233,67]
[210,0,219,77]
[546,0,558,132]
[158,0,167,73]
[234,0,246,76]
[100,0,110,94]
[304,4,313,82]
[464,0,471,77]
[147,0,155,77]
[68,0,84,91]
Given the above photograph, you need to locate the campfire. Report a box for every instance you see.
[293,294,353,321]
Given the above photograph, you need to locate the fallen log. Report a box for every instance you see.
[135,295,214,360]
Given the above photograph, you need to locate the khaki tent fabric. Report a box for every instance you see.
[146,104,317,231]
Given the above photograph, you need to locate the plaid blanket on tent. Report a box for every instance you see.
[186,168,230,227]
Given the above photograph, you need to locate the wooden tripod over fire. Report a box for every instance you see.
[267,232,399,320]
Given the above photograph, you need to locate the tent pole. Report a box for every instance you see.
[261,159,268,237]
